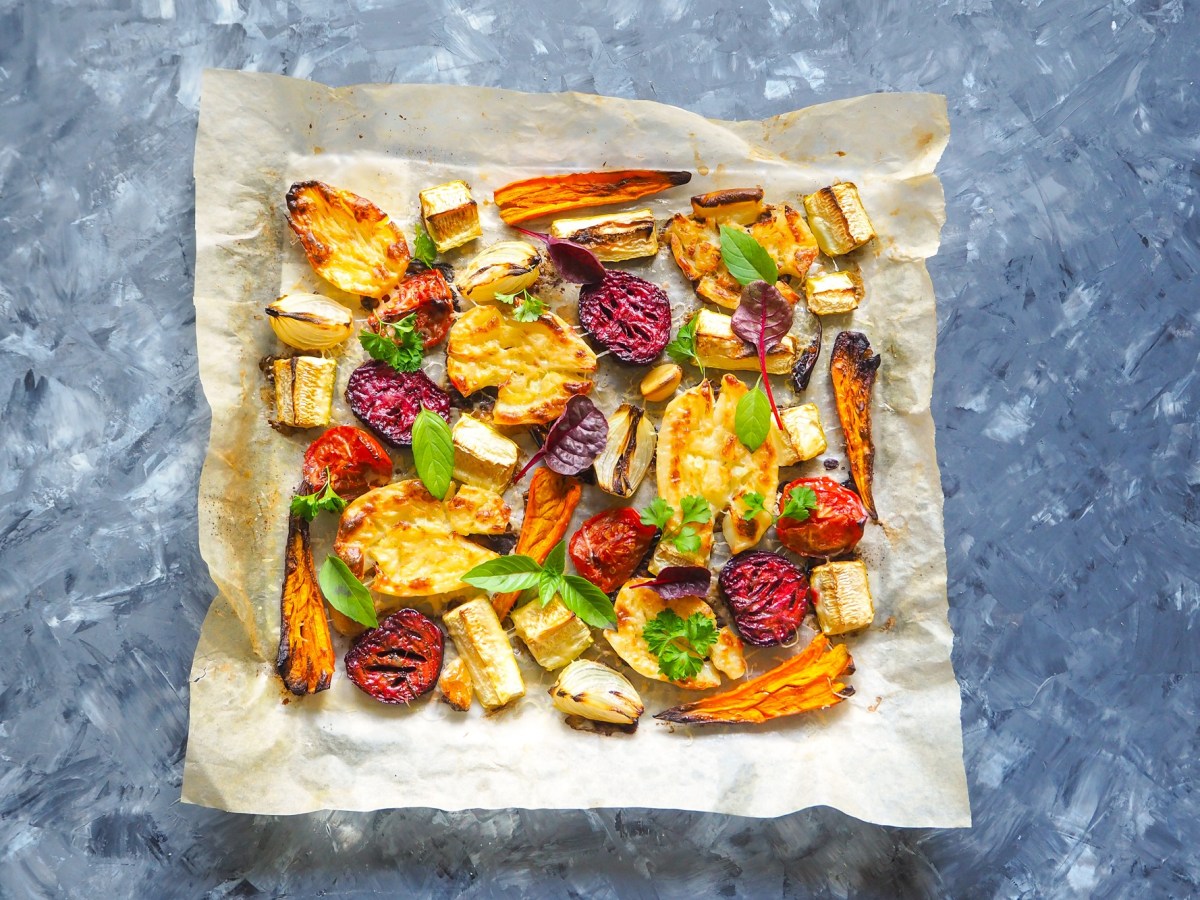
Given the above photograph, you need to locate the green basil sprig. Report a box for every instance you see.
[411,407,454,500]
[317,556,378,628]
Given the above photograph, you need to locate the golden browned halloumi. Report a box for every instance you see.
[446,304,598,426]
[603,579,723,690]
[665,201,819,308]
[651,375,779,571]
[334,480,510,601]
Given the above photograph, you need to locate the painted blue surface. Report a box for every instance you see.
[1,1,1196,896]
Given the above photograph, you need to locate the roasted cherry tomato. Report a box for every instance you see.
[302,425,392,498]
[369,268,455,348]
[345,608,443,704]
[568,507,658,593]
[775,476,866,558]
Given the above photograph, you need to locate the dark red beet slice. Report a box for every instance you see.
[718,550,810,647]
[578,269,671,364]
[345,608,444,704]
[346,361,450,446]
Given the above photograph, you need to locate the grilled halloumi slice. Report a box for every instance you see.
[651,375,779,571]
[273,356,336,428]
[603,579,722,690]
[665,202,819,308]
[334,480,510,601]
[446,304,598,426]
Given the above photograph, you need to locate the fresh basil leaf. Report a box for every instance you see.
[542,540,566,577]
[461,555,543,593]
[318,556,378,628]
[557,575,617,629]
[679,495,711,526]
[413,222,437,267]
[641,498,674,530]
[734,386,772,451]
[411,408,454,500]
[720,225,778,286]
[538,569,564,608]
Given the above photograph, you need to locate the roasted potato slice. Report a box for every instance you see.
[275,514,335,695]
[830,331,881,518]
[446,304,598,426]
[334,480,510,602]
[285,181,410,299]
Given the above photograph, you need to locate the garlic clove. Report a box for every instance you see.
[266,293,354,350]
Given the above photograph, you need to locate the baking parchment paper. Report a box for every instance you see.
[182,69,968,826]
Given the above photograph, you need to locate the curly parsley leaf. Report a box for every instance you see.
[665,314,704,375]
[779,484,818,523]
[494,288,545,322]
[413,222,438,267]
[642,609,719,681]
[360,312,424,373]
[290,469,347,522]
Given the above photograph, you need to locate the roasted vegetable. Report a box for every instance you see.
[274,356,337,428]
[494,169,691,224]
[491,469,582,619]
[776,477,867,558]
[655,633,854,726]
[419,179,482,252]
[804,269,865,316]
[334,480,510,604]
[275,514,335,695]
[344,608,443,704]
[578,270,672,364]
[510,598,593,670]
[651,375,778,571]
[549,660,644,725]
[455,240,542,303]
[811,559,874,635]
[266,294,354,350]
[665,202,818,308]
[803,182,876,256]
[593,403,656,499]
[568,507,658,593]
[302,425,392,498]
[452,414,520,493]
[548,208,658,261]
[711,626,747,680]
[604,579,724,689]
[640,364,682,402]
[830,331,880,518]
[346,363,451,447]
[367,268,455,348]
[438,657,474,711]
[446,304,598,426]
[718,550,810,647]
[690,187,764,224]
[285,180,410,298]
[775,403,828,466]
[442,598,525,710]
[790,304,823,393]
[691,308,800,374]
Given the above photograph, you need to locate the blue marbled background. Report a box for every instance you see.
[1,0,1197,897]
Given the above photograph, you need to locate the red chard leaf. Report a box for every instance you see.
[515,226,606,285]
[516,395,609,479]
[731,280,792,430]
[640,566,713,601]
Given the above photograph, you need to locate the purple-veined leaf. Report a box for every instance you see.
[640,566,713,602]
[516,395,609,479]
[731,280,792,430]
[515,226,606,285]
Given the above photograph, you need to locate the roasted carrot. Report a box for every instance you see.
[654,633,854,726]
[492,469,582,619]
[275,513,336,695]
[494,169,691,224]
[830,331,881,519]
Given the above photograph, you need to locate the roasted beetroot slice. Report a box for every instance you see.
[578,269,671,364]
[345,608,444,704]
[346,361,450,446]
[718,550,810,647]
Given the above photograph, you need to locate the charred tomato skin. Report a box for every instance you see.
[302,425,392,498]
[370,269,456,348]
[718,550,810,646]
[344,608,444,704]
[346,362,451,447]
[776,476,867,558]
[568,507,658,594]
[577,269,672,364]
